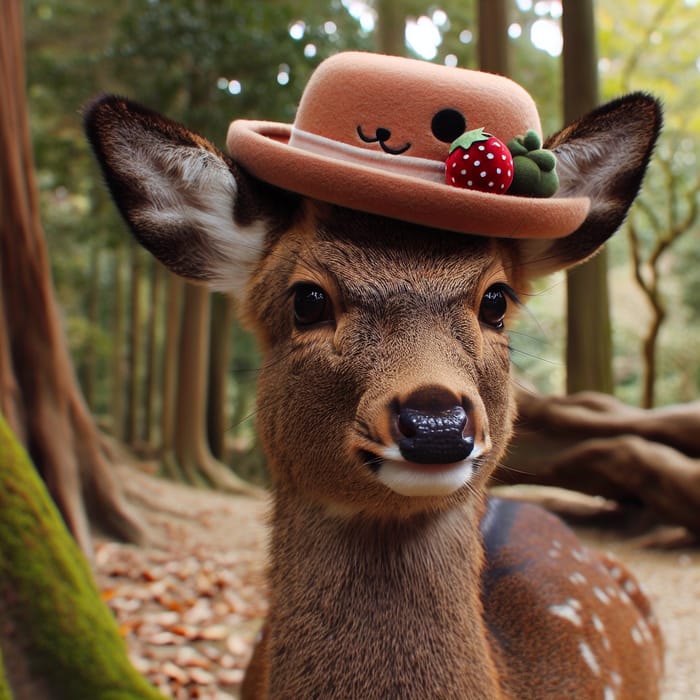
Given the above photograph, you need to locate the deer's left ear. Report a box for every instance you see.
[515,93,662,279]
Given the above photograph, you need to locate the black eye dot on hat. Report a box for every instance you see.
[431,109,467,143]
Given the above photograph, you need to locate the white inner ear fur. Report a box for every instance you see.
[553,135,617,201]
[113,127,268,297]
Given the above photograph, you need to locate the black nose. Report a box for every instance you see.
[397,404,474,464]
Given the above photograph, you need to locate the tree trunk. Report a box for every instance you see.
[375,0,405,55]
[110,247,126,439]
[174,283,212,486]
[79,243,100,409]
[174,283,259,495]
[125,241,143,446]
[160,271,183,479]
[562,0,613,395]
[207,292,236,460]
[0,414,163,700]
[143,257,162,445]
[478,0,509,75]
[0,0,143,554]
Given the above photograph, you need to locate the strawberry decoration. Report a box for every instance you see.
[445,127,514,193]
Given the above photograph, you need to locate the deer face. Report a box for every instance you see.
[84,92,660,519]
[244,204,520,516]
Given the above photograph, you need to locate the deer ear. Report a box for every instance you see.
[515,93,662,279]
[83,96,297,295]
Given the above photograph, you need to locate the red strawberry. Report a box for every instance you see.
[445,128,514,194]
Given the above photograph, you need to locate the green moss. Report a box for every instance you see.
[0,647,12,700]
[0,415,164,700]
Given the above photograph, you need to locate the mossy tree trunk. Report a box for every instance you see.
[0,414,163,700]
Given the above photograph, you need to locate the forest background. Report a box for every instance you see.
[24,0,700,489]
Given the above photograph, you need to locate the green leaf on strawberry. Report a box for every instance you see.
[506,129,559,198]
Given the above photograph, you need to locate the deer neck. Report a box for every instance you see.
[266,492,504,699]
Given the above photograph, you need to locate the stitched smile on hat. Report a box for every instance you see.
[226,52,590,239]
[357,125,411,155]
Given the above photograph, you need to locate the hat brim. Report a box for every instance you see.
[227,120,590,240]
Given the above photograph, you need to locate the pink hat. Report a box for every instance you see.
[226,52,590,239]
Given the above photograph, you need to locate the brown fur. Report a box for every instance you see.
[84,92,664,699]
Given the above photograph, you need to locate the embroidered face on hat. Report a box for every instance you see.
[227,52,590,239]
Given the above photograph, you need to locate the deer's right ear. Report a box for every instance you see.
[84,96,297,296]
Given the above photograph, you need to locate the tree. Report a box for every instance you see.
[601,0,700,407]
[376,0,406,55]
[0,0,142,554]
[477,0,509,75]
[627,161,699,408]
[562,0,614,394]
[0,414,163,699]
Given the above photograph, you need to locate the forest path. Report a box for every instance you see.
[95,466,700,700]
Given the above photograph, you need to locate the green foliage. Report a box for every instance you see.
[112,0,373,138]
[0,415,164,698]
[597,0,700,405]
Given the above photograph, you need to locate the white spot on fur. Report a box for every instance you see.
[631,625,644,646]
[604,686,616,700]
[593,587,611,605]
[592,614,605,633]
[569,572,587,585]
[639,618,653,643]
[549,601,582,627]
[605,586,618,599]
[572,548,589,563]
[579,640,600,676]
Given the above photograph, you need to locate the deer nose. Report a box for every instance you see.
[395,388,475,464]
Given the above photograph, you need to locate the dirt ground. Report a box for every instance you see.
[96,466,700,699]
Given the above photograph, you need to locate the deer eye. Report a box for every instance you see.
[479,285,511,330]
[292,283,334,328]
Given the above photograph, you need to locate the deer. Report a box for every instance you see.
[85,52,663,699]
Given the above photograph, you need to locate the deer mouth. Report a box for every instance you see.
[361,449,478,497]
